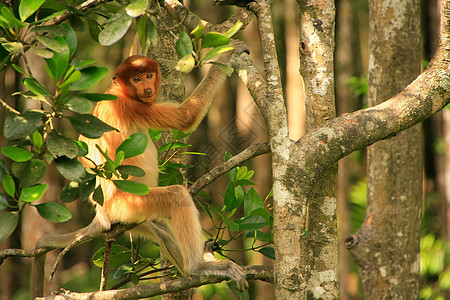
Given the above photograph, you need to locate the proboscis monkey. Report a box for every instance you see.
[34,45,248,293]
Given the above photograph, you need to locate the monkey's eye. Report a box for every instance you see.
[132,76,142,82]
[147,73,154,79]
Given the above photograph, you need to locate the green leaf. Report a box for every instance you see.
[245,230,273,243]
[158,165,183,186]
[93,245,132,268]
[116,165,146,177]
[1,146,33,162]
[175,54,195,73]
[1,7,25,29]
[66,95,93,113]
[158,141,191,153]
[74,59,96,69]
[236,166,254,181]
[0,212,18,242]
[223,216,239,231]
[19,0,45,22]
[32,47,54,59]
[74,141,88,157]
[55,157,86,182]
[20,183,47,202]
[114,151,125,169]
[191,25,204,45]
[249,207,271,225]
[68,114,117,139]
[23,78,50,97]
[244,187,264,217]
[45,37,70,80]
[172,129,190,140]
[4,110,43,140]
[31,131,43,150]
[61,24,77,56]
[19,159,47,187]
[35,202,72,223]
[258,246,275,259]
[0,193,10,209]
[12,64,26,75]
[126,0,148,17]
[60,182,79,202]
[79,178,96,201]
[236,215,266,231]
[30,24,68,36]
[36,35,68,53]
[148,18,157,47]
[116,132,149,159]
[59,70,81,89]
[69,66,109,91]
[148,128,162,142]
[224,21,243,38]
[99,10,132,46]
[113,263,134,279]
[0,160,7,181]
[202,45,233,64]
[223,182,237,213]
[113,180,149,195]
[93,185,104,205]
[137,16,156,50]
[176,31,193,58]
[201,32,230,49]
[47,131,78,159]
[2,42,24,55]
[2,174,15,197]
[77,93,118,102]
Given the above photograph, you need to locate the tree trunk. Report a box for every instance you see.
[349,0,422,298]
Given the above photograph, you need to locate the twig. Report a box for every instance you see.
[0,97,20,114]
[100,240,114,291]
[188,142,271,196]
[0,247,53,264]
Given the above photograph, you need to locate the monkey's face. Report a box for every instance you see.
[129,72,158,103]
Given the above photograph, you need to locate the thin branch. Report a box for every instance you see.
[189,142,271,196]
[44,0,111,26]
[0,247,52,264]
[0,97,20,114]
[162,0,254,33]
[36,265,273,300]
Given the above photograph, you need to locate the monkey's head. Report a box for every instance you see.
[113,55,161,103]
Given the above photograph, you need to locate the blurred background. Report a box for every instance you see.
[0,0,448,299]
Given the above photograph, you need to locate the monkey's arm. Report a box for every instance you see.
[147,65,228,132]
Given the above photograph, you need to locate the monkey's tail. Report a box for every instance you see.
[36,214,109,249]
[32,215,109,298]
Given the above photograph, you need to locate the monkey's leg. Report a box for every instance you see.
[107,185,247,290]
[105,185,203,273]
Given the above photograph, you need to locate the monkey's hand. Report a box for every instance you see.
[196,260,248,292]
[215,40,249,66]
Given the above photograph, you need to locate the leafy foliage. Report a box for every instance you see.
[0,1,260,297]
[174,22,242,74]
[0,1,161,241]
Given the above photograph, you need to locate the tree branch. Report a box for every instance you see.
[44,0,111,26]
[36,265,273,300]
[291,42,450,190]
[189,142,271,195]
[162,0,254,33]
[0,97,19,114]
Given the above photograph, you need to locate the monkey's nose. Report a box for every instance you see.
[144,88,153,95]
